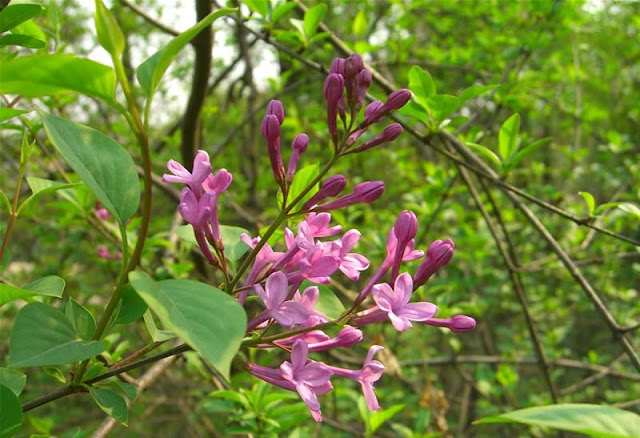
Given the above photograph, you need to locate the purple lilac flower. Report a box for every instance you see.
[251,271,310,328]
[389,210,419,281]
[372,273,438,332]
[330,229,370,280]
[162,150,212,194]
[293,285,329,327]
[280,340,333,422]
[327,345,385,410]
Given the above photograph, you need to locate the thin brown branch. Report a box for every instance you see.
[119,0,180,37]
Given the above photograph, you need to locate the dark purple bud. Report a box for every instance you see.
[356,69,372,104]
[261,114,280,141]
[364,100,384,121]
[384,89,411,111]
[344,53,364,79]
[353,180,385,203]
[302,174,347,209]
[287,134,310,179]
[346,128,367,147]
[413,238,455,289]
[329,58,345,75]
[266,100,285,125]
[261,114,285,186]
[348,123,403,154]
[323,73,344,104]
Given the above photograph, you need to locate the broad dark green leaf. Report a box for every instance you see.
[19,177,82,214]
[0,54,116,102]
[0,368,26,396]
[0,275,65,307]
[41,112,140,224]
[475,403,640,438]
[498,113,520,160]
[66,299,96,340]
[408,66,437,105]
[94,0,124,58]
[0,2,42,32]
[303,4,327,39]
[114,286,147,324]
[89,388,128,425]
[136,8,235,98]
[0,33,45,48]
[129,272,246,380]
[0,108,30,123]
[0,384,22,438]
[8,302,106,367]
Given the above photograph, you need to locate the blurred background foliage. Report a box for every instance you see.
[1,0,639,436]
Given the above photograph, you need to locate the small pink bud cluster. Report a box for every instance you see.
[94,203,122,260]
[162,150,232,267]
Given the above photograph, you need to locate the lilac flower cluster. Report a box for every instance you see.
[163,54,475,422]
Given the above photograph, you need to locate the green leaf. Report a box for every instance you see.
[0,108,30,123]
[8,302,106,367]
[0,54,116,102]
[0,369,26,396]
[136,8,235,99]
[301,281,344,319]
[41,112,140,224]
[592,202,621,216]
[0,275,65,307]
[457,83,497,104]
[617,202,640,219]
[11,17,46,41]
[244,0,268,17]
[303,4,327,39]
[579,192,596,216]
[111,381,138,401]
[289,18,306,44]
[94,0,125,58]
[142,310,175,342]
[0,2,43,32]
[465,142,502,169]
[18,177,82,214]
[428,93,460,122]
[65,299,96,339]
[474,404,640,438]
[0,33,45,48]
[498,113,520,160]
[114,285,147,324]
[353,9,367,36]
[0,190,11,214]
[368,404,406,437]
[129,272,246,380]
[286,164,319,211]
[0,384,22,438]
[271,2,296,23]
[43,367,67,383]
[408,66,436,107]
[88,388,128,426]
[219,225,251,265]
[505,137,551,170]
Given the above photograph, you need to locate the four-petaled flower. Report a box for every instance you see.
[254,272,310,328]
[372,273,438,332]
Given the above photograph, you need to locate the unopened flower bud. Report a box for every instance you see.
[323,73,344,104]
[329,57,345,75]
[308,326,363,351]
[317,181,384,211]
[413,238,455,289]
[303,174,347,209]
[384,89,412,111]
[356,69,372,105]
[394,210,418,245]
[420,315,476,333]
[266,100,285,125]
[348,123,403,154]
[287,134,310,179]
[344,53,364,79]
[261,114,285,186]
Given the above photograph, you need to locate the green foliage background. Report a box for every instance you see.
[0,0,638,436]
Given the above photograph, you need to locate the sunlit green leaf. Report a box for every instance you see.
[271,2,296,23]
[498,113,520,160]
[286,163,319,211]
[408,66,436,106]
[244,0,268,17]
[303,4,327,39]
[18,177,82,214]
[579,192,596,216]
[0,108,30,123]
[505,137,551,170]
[353,9,367,36]
[475,404,640,438]
[466,142,502,169]
[89,388,128,425]
[94,0,125,58]
[0,1,43,32]
[0,33,45,48]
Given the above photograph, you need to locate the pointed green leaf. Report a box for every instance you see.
[579,192,596,216]
[592,202,621,216]
[0,108,31,123]
[66,299,96,340]
[506,137,551,169]
[474,403,640,438]
[289,18,306,44]
[303,4,327,38]
[94,0,125,57]
[43,367,67,383]
[0,33,46,48]
[114,285,147,325]
[0,2,43,32]
[353,10,367,36]
[142,310,176,342]
[244,0,268,17]
[465,142,502,169]
[0,368,26,396]
[617,202,640,219]
[369,404,405,436]
[89,388,128,426]
[428,94,460,121]
[8,302,106,367]
[498,113,520,160]
[271,2,296,23]
[136,8,235,98]
[0,54,116,102]
[41,112,140,224]
[0,275,65,307]
[18,177,82,214]
[0,384,22,438]
[408,66,436,106]
[0,189,10,214]
[458,84,497,104]
[129,272,246,380]
[286,163,319,211]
